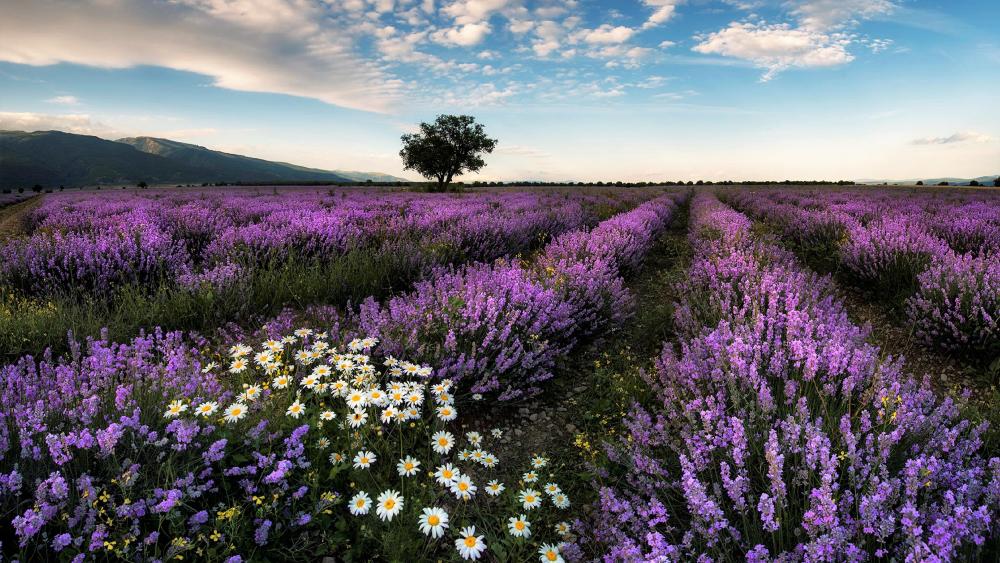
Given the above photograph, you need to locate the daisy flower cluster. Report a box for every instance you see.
[156,333,576,561]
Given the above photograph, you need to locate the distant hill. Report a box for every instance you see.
[857,175,1000,186]
[0,130,408,188]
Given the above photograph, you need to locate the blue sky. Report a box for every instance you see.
[1,0,997,181]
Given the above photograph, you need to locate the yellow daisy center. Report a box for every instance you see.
[464,536,477,548]
[428,515,440,525]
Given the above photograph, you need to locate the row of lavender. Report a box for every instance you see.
[0,191,683,559]
[588,193,999,561]
[725,188,1000,358]
[0,188,650,297]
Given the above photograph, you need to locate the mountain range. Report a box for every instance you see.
[0,130,408,188]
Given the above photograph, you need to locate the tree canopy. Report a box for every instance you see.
[399,115,497,192]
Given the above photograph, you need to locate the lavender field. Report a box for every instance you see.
[1,186,998,562]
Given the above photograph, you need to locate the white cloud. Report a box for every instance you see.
[790,0,896,31]
[440,0,511,25]
[693,22,853,80]
[496,145,552,158]
[0,0,397,113]
[45,95,80,105]
[0,112,118,136]
[642,0,682,30]
[911,131,994,146]
[508,19,535,34]
[530,20,567,57]
[432,22,492,46]
[581,24,636,44]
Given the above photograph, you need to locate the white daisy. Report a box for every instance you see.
[375,489,404,521]
[552,492,570,509]
[241,385,261,402]
[223,403,248,423]
[272,375,291,389]
[554,521,571,535]
[347,410,368,428]
[286,400,306,418]
[450,475,477,500]
[522,471,539,483]
[455,526,487,560]
[349,491,371,515]
[538,543,564,563]
[544,483,561,496]
[466,432,483,446]
[531,455,549,469]
[507,514,531,538]
[434,464,460,486]
[397,456,421,477]
[353,450,376,469]
[431,431,455,454]
[380,407,399,424]
[195,401,218,417]
[164,400,187,418]
[485,480,505,496]
[519,489,542,510]
[418,507,449,539]
[229,359,248,373]
[329,452,346,465]
[320,410,336,421]
[345,389,367,409]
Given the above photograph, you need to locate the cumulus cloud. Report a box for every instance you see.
[691,1,894,80]
[432,22,492,46]
[693,22,853,80]
[911,131,994,145]
[0,0,397,112]
[440,0,511,25]
[581,24,636,44]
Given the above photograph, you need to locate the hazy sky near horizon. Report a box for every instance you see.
[0,0,997,181]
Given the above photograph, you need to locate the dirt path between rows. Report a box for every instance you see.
[0,194,43,239]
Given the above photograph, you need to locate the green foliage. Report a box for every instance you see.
[0,248,411,361]
[399,115,498,192]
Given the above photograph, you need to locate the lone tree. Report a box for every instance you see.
[399,114,497,192]
[994,177,1000,187]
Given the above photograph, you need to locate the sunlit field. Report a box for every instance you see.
[1,185,998,561]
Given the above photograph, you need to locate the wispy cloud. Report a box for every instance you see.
[0,0,398,113]
[45,95,79,105]
[910,131,994,145]
[495,145,552,159]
